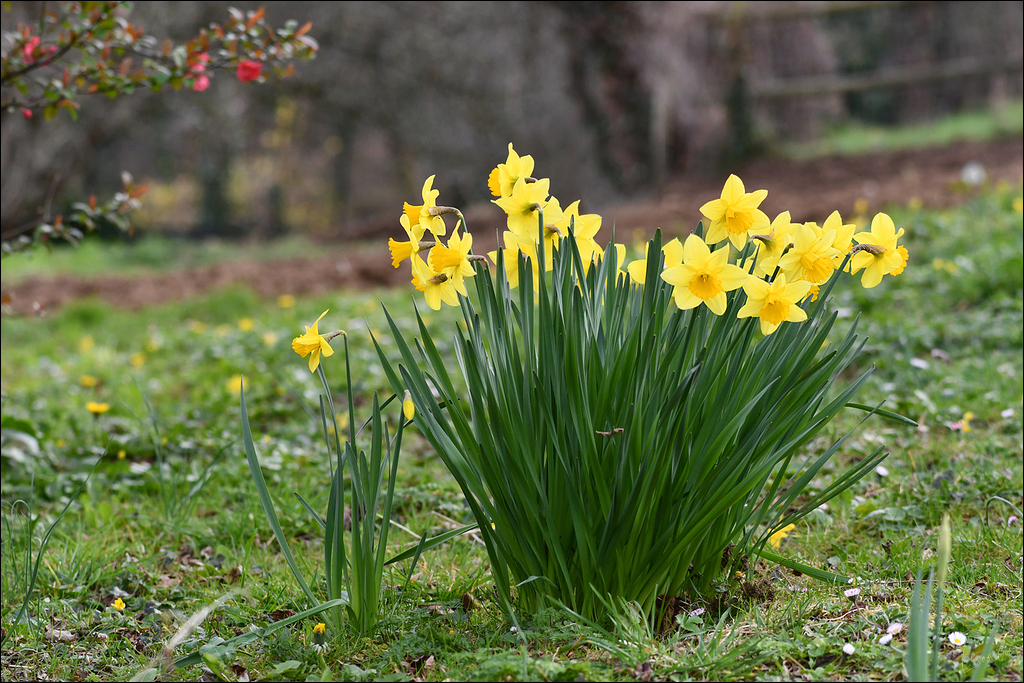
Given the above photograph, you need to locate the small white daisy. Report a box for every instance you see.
[878,633,893,645]
[842,643,856,655]
[948,631,967,646]
[844,587,861,599]
[887,622,904,635]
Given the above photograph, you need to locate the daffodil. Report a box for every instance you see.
[488,143,535,198]
[487,232,539,291]
[553,200,604,265]
[291,310,336,372]
[627,237,683,285]
[411,254,459,310]
[768,523,795,550]
[850,212,906,288]
[402,390,415,421]
[777,224,840,285]
[890,245,909,276]
[661,235,749,315]
[750,212,796,278]
[737,273,812,335]
[403,176,447,238]
[389,214,429,268]
[493,176,553,244]
[429,230,476,295]
[819,210,856,268]
[700,174,770,250]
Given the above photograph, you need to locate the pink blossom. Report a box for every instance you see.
[21,107,33,119]
[192,74,210,92]
[23,36,40,63]
[236,60,262,83]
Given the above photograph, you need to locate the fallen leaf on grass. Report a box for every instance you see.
[267,608,297,622]
[45,627,76,642]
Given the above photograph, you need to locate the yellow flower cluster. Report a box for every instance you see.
[389,147,909,335]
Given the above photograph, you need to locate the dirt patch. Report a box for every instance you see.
[3,138,1020,315]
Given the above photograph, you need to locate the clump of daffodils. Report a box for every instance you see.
[389,145,908,327]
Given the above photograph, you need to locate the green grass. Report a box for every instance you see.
[783,99,1024,159]
[1,185,1022,681]
[0,234,353,285]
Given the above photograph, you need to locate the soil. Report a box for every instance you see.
[2,138,1021,315]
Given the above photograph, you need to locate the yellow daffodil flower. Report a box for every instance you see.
[488,143,536,198]
[661,234,749,315]
[890,245,909,275]
[750,212,796,278]
[403,176,447,238]
[389,214,429,268]
[411,255,459,310]
[553,200,604,266]
[850,213,906,288]
[291,310,335,373]
[429,230,476,296]
[493,176,553,243]
[777,224,840,285]
[820,210,856,268]
[627,237,683,285]
[402,390,415,421]
[768,523,795,549]
[700,174,770,250]
[488,232,540,291]
[737,273,812,335]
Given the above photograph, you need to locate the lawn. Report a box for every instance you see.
[1,184,1022,681]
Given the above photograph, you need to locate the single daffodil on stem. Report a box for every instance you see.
[292,310,337,372]
[700,174,770,250]
[429,229,476,296]
[493,176,552,243]
[749,211,795,278]
[737,273,812,335]
[661,234,749,315]
[388,214,430,268]
[850,212,906,288]
[403,176,448,238]
[777,223,840,285]
[488,143,536,198]
[411,254,459,310]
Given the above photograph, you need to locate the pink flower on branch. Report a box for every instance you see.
[235,60,262,83]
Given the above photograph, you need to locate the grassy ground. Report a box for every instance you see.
[1,184,1022,681]
[783,99,1023,159]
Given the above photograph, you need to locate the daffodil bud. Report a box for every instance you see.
[402,390,415,421]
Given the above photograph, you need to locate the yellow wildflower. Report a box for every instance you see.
[277,295,296,309]
[112,598,125,611]
[80,375,99,388]
[130,352,146,368]
[78,336,95,352]
[737,273,812,336]
[86,401,110,415]
[699,174,770,250]
[226,375,247,394]
[238,318,254,332]
[117,449,126,460]
[262,331,278,347]
[291,310,335,373]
